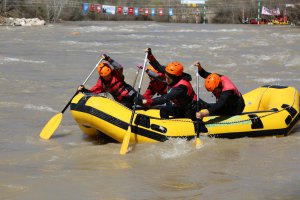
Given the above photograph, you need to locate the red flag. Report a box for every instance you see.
[118,6,123,14]
[90,4,95,12]
[159,8,163,16]
[128,7,134,15]
[139,8,143,14]
[144,8,149,16]
[96,4,101,13]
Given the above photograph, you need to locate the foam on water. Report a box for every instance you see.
[255,78,282,83]
[24,104,58,113]
[0,57,45,64]
[156,138,194,159]
[209,45,226,50]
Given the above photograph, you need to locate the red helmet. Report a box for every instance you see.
[205,73,221,92]
[165,61,183,77]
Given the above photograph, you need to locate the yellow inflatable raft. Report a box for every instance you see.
[70,85,300,142]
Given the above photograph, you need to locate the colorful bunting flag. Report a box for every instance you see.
[83,3,89,15]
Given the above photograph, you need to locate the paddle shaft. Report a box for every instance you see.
[128,53,148,127]
[132,67,141,89]
[196,68,200,139]
[120,53,148,154]
[61,58,104,114]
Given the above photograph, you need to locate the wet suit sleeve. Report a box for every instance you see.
[207,90,234,115]
[150,85,187,106]
[198,68,211,79]
[148,55,166,74]
[107,58,124,75]
[143,86,155,99]
[89,78,104,94]
[147,70,165,82]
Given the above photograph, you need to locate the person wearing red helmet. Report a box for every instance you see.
[140,65,168,99]
[140,48,197,120]
[194,61,245,119]
[78,54,138,109]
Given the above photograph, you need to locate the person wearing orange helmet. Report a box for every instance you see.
[138,64,167,99]
[194,61,245,119]
[78,54,138,109]
[139,48,197,120]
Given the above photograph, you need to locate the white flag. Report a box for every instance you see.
[261,6,280,16]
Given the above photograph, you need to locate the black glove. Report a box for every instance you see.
[78,85,89,93]
[145,48,152,56]
[134,95,144,105]
[102,54,111,61]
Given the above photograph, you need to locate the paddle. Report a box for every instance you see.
[39,58,104,140]
[132,64,142,89]
[120,53,148,155]
[195,68,203,148]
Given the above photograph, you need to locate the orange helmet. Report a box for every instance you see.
[147,65,158,73]
[165,61,183,77]
[205,73,221,92]
[97,63,112,77]
[97,63,110,74]
[99,66,112,77]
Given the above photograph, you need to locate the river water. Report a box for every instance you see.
[0,21,300,200]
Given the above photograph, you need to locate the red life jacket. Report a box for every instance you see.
[91,70,131,101]
[214,75,241,99]
[169,79,197,107]
[143,80,167,99]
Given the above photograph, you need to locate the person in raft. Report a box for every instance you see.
[138,48,197,120]
[78,54,139,109]
[137,64,168,99]
[193,61,245,119]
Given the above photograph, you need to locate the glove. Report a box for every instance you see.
[145,48,152,56]
[194,61,203,70]
[101,54,111,61]
[193,61,201,67]
[134,96,143,105]
[78,85,90,93]
[77,85,85,91]
[145,48,155,62]
[136,63,143,70]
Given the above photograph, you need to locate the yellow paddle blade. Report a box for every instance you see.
[195,137,202,149]
[39,113,63,140]
[120,126,131,155]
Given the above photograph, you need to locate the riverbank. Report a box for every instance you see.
[0,16,46,26]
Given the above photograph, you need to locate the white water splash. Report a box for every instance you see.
[158,138,194,159]
[24,104,58,113]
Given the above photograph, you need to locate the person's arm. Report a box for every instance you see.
[89,78,104,94]
[145,48,166,74]
[143,87,155,99]
[102,54,123,73]
[147,70,165,82]
[194,61,211,79]
[78,78,104,94]
[143,85,187,106]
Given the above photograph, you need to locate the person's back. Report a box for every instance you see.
[194,61,245,118]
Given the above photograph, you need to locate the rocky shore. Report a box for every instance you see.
[0,16,46,26]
